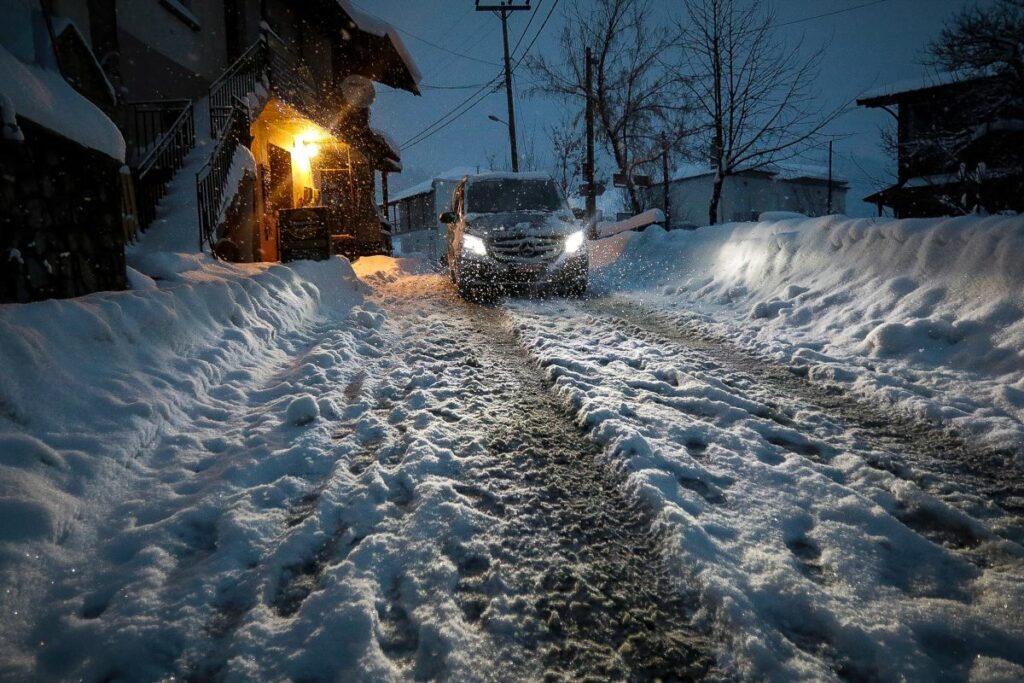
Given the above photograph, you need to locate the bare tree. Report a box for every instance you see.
[548,115,585,199]
[679,0,842,224]
[927,0,1024,97]
[529,0,690,214]
[915,0,1024,214]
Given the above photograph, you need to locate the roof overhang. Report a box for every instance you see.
[311,0,421,95]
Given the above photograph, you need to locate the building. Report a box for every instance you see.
[645,162,848,228]
[857,73,1024,217]
[385,167,485,260]
[1,0,420,302]
[1,0,127,303]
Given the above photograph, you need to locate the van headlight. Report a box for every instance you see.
[462,233,487,257]
[564,230,585,254]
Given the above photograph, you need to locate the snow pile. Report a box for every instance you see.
[0,256,366,665]
[0,43,125,161]
[590,214,1024,454]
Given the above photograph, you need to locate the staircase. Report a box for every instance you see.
[123,99,196,237]
[196,29,319,254]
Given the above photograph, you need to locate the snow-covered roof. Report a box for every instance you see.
[670,162,847,185]
[0,44,125,161]
[857,70,991,105]
[338,0,422,87]
[467,171,554,183]
[387,166,489,203]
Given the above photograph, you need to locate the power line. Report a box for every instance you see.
[775,0,894,28]
[510,0,542,58]
[349,1,502,67]
[401,76,503,149]
[512,0,558,71]
[400,0,560,152]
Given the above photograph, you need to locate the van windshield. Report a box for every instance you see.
[466,179,565,214]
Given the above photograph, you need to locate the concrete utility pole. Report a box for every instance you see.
[476,1,531,172]
[585,46,596,222]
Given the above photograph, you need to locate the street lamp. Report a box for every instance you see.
[488,114,507,126]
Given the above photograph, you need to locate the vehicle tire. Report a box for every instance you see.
[565,275,588,297]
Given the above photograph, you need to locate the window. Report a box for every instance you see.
[465,179,565,214]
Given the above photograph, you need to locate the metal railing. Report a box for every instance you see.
[124,99,196,230]
[265,31,318,114]
[196,98,250,252]
[196,30,324,253]
[208,39,265,137]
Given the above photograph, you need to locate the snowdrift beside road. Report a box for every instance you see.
[0,256,365,655]
[591,214,1024,454]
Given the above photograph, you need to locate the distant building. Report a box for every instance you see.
[1,0,420,302]
[857,73,1024,217]
[644,162,848,228]
[385,167,486,260]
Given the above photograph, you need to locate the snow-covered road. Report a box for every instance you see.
[4,254,1024,682]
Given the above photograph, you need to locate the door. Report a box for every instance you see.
[267,144,292,213]
[265,144,293,260]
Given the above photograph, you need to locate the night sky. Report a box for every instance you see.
[362,0,989,215]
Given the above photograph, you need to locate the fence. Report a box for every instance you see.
[196,99,250,252]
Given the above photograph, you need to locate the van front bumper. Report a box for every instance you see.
[457,250,588,289]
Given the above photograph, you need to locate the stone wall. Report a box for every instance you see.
[0,120,126,303]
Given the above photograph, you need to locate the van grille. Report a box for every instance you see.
[487,235,563,264]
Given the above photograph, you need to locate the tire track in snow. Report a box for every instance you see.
[361,271,720,681]
[579,295,1024,553]
[503,294,1024,680]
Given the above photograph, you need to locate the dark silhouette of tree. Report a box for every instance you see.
[529,0,689,214]
[678,0,842,224]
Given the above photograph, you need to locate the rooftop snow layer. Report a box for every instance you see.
[670,161,847,184]
[857,70,986,103]
[0,44,125,161]
[387,166,491,203]
[338,0,422,85]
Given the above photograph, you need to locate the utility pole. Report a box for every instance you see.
[661,133,671,229]
[585,46,596,223]
[476,1,531,172]
[827,139,834,214]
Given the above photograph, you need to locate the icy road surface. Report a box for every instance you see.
[11,263,1024,682]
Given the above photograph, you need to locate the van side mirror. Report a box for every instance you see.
[439,211,456,224]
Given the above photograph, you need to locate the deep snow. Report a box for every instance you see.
[1,211,1023,681]
[590,214,1024,457]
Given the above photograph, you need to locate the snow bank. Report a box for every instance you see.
[591,214,1024,454]
[0,256,365,650]
[0,43,125,161]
